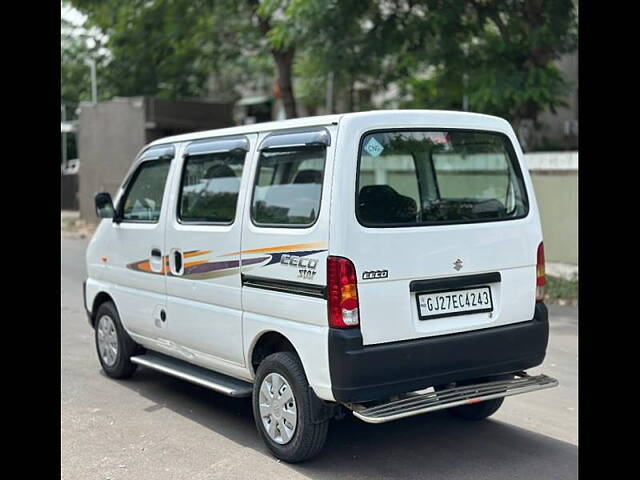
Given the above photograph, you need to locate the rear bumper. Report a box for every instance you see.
[328,303,549,403]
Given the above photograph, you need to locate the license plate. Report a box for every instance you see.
[416,286,493,320]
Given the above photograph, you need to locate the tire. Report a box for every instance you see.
[94,301,138,379]
[252,351,329,463]
[443,374,512,421]
[448,396,504,420]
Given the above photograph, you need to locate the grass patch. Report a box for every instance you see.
[545,274,578,300]
[61,216,76,231]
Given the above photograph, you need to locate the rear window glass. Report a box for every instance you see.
[178,150,246,224]
[357,130,528,226]
[251,146,326,227]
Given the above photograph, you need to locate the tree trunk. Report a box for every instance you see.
[273,49,298,118]
[347,73,355,112]
[246,0,298,119]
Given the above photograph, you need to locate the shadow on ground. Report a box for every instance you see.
[114,367,577,480]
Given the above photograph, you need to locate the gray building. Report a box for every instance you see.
[77,96,233,223]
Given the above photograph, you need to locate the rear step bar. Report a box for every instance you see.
[131,351,253,398]
[351,373,558,424]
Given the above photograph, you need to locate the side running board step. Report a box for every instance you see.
[352,373,558,424]
[130,351,253,398]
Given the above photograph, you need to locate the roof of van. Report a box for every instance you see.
[147,109,510,147]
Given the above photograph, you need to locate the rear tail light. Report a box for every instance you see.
[536,242,546,302]
[327,256,360,328]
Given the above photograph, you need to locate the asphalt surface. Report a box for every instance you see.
[61,236,578,479]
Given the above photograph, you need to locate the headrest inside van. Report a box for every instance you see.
[358,184,417,224]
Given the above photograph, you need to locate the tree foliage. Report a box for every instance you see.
[396,0,578,126]
[61,14,109,113]
[63,0,577,126]
[68,0,220,99]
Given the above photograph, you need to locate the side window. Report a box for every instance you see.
[251,146,326,227]
[120,159,172,222]
[178,150,246,224]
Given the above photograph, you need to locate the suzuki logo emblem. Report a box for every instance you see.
[453,259,463,271]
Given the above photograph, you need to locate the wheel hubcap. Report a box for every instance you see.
[258,373,297,444]
[97,315,118,367]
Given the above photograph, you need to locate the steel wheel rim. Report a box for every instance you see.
[258,373,297,444]
[97,315,118,367]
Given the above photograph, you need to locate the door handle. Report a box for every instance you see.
[169,248,184,276]
[174,250,183,274]
[149,248,163,273]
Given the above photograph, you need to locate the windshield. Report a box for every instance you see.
[356,130,528,227]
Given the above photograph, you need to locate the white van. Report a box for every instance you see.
[84,110,557,462]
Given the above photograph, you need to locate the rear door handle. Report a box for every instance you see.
[169,248,184,276]
[151,248,162,258]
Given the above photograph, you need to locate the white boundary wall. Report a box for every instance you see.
[525,151,578,266]
[525,151,578,172]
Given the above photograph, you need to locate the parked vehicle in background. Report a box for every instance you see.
[84,110,558,462]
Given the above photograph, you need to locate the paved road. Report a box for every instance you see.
[61,236,577,480]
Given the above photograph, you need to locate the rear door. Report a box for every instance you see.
[334,123,542,346]
[163,135,255,367]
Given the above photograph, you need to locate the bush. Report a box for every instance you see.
[545,274,578,300]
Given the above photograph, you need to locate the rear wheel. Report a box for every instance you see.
[448,397,504,420]
[94,301,138,379]
[441,374,512,421]
[252,351,328,463]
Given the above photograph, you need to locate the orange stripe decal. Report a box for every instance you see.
[136,261,153,273]
[184,250,212,259]
[221,242,327,257]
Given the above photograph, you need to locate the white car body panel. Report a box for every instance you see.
[329,111,541,345]
[162,136,257,367]
[85,110,543,403]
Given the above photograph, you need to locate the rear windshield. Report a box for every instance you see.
[356,130,528,227]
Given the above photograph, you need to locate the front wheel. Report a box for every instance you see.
[252,351,329,463]
[94,301,138,379]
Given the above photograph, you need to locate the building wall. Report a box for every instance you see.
[61,173,79,210]
[530,171,578,265]
[77,97,147,222]
[526,152,578,265]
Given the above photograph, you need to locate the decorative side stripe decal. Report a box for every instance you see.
[263,249,326,266]
[184,250,212,258]
[221,242,327,257]
[126,258,169,274]
[183,256,268,277]
[126,244,328,280]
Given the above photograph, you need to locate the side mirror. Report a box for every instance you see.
[95,192,115,219]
